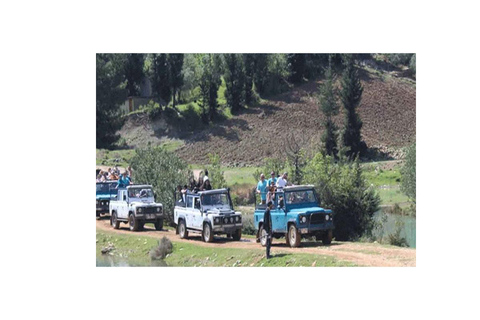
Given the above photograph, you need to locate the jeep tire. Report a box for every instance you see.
[178,219,188,239]
[111,212,120,229]
[129,213,140,231]
[287,224,301,247]
[259,225,267,247]
[322,229,333,245]
[232,228,242,241]
[203,223,214,243]
[154,218,164,231]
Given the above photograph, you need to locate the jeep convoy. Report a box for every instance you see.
[109,185,164,231]
[174,188,243,242]
[96,181,117,217]
[253,185,334,247]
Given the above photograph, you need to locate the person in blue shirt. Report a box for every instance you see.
[256,173,268,205]
[117,172,131,188]
[267,171,277,187]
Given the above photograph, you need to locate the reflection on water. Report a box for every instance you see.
[373,210,416,248]
[96,255,168,267]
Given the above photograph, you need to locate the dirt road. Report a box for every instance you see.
[96,218,415,267]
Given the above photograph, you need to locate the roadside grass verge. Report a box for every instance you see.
[96,229,355,267]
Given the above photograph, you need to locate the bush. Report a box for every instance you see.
[409,54,416,74]
[204,153,226,189]
[387,219,409,247]
[149,237,173,260]
[387,54,414,66]
[130,145,192,222]
[252,157,286,182]
[400,143,416,202]
[303,153,380,241]
[242,215,256,235]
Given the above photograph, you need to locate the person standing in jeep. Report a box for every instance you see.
[264,201,273,259]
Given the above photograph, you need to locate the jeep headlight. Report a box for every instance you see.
[214,217,220,224]
[300,216,307,223]
[156,207,160,212]
[235,216,240,223]
[325,215,330,221]
[138,208,142,213]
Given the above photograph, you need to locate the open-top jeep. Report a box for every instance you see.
[109,185,164,231]
[253,185,334,247]
[96,181,117,217]
[174,188,243,242]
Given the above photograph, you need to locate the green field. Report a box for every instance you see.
[96,229,356,267]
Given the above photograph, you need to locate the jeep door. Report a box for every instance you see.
[271,194,287,233]
[184,196,195,228]
[118,190,128,219]
[192,197,204,230]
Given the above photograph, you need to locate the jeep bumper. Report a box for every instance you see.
[213,223,242,234]
[135,213,163,222]
[299,222,334,235]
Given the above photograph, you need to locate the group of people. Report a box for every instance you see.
[96,165,133,189]
[256,171,289,205]
[176,170,213,204]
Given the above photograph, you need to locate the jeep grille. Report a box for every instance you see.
[310,213,325,224]
[143,207,158,214]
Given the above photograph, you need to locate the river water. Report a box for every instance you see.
[373,210,416,248]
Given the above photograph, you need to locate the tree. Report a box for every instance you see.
[319,58,339,158]
[303,153,380,240]
[96,53,126,148]
[130,146,192,223]
[224,54,246,114]
[285,133,308,185]
[287,54,307,84]
[198,54,222,123]
[340,54,366,158]
[169,54,184,108]
[205,153,227,189]
[151,54,171,106]
[253,54,268,95]
[124,54,145,97]
[243,54,255,105]
[401,143,416,202]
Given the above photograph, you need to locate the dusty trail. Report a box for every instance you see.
[96,218,416,267]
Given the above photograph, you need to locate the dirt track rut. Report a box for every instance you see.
[96,218,416,267]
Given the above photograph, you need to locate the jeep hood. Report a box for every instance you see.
[287,207,332,215]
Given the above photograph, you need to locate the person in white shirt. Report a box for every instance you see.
[276,172,288,189]
[203,169,209,182]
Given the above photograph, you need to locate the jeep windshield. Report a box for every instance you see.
[128,187,154,199]
[201,192,231,209]
[96,182,116,194]
[285,190,317,205]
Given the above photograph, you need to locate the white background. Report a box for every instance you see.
[1,0,479,319]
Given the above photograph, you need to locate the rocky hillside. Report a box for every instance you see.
[118,66,416,166]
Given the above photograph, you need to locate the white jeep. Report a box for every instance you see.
[109,185,163,231]
[174,188,243,242]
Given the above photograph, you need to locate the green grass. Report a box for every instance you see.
[161,140,184,152]
[96,229,356,267]
[96,149,136,168]
[224,166,259,185]
[378,188,409,206]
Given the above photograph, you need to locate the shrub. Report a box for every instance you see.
[130,145,192,222]
[303,153,380,241]
[400,143,416,202]
[387,219,409,247]
[242,215,256,235]
[149,237,173,260]
[409,54,416,74]
[252,157,286,182]
[204,153,227,189]
[387,54,414,66]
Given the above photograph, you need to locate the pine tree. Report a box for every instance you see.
[224,54,246,114]
[152,54,171,106]
[287,53,306,84]
[168,54,184,108]
[253,54,268,95]
[124,54,144,97]
[243,54,255,105]
[340,54,365,158]
[319,58,339,157]
[198,54,222,123]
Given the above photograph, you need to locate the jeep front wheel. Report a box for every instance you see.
[232,228,242,241]
[154,218,164,231]
[322,230,333,245]
[111,212,120,229]
[129,214,139,231]
[178,219,188,239]
[287,224,301,247]
[203,223,213,243]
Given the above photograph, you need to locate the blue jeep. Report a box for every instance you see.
[96,181,117,217]
[253,185,334,247]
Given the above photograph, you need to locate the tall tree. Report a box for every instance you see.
[253,54,268,95]
[169,54,184,108]
[340,54,365,158]
[224,54,246,114]
[96,54,126,148]
[124,54,145,97]
[198,54,222,123]
[243,54,255,105]
[151,54,171,106]
[319,57,339,157]
[287,53,307,84]
[401,143,416,202]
